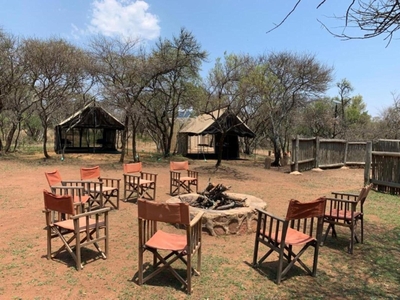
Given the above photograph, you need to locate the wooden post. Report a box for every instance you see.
[344,141,348,166]
[315,137,320,168]
[364,141,372,185]
[295,135,299,172]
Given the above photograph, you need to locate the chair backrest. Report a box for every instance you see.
[285,197,326,221]
[123,162,142,174]
[170,161,189,171]
[80,166,101,180]
[138,199,190,225]
[45,170,62,187]
[359,183,373,206]
[43,189,75,216]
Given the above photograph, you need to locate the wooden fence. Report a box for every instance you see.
[290,136,367,172]
[366,139,400,194]
[290,137,400,194]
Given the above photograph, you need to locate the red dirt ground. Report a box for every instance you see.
[0,154,365,299]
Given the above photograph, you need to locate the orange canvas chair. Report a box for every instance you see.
[43,189,110,270]
[323,183,373,254]
[252,197,326,284]
[80,166,120,210]
[169,161,198,196]
[123,162,157,202]
[136,199,204,294]
[45,170,90,212]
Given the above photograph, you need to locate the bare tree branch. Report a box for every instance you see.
[269,1,400,46]
[266,0,302,34]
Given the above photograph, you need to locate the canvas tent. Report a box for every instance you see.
[54,104,125,154]
[177,108,255,159]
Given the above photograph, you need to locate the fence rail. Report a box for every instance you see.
[290,136,366,172]
[291,137,400,195]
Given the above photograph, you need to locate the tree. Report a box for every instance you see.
[0,30,33,153]
[22,38,93,158]
[377,93,400,139]
[204,53,259,167]
[295,98,336,138]
[140,28,207,158]
[270,1,400,45]
[89,35,147,163]
[344,94,372,140]
[256,52,333,166]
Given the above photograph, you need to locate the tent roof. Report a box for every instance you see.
[57,104,125,130]
[179,108,255,138]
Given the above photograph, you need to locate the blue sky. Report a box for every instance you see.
[1,0,398,117]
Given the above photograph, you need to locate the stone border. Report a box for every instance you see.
[166,193,267,236]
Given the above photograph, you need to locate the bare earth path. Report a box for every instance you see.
[0,155,365,299]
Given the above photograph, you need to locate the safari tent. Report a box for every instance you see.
[176,108,255,159]
[54,104,125,154]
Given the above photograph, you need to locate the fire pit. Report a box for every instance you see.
[166,183,266,236]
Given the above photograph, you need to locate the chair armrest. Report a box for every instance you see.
[331,191,359,200]
[124,173,140,183]
[71,207,111,219]
[325,196,358,205]
[187,170,198,178]
[51,185,85,191]
[324,197,359,217]
[100,176,121,182]
[190,211,204,227]
[141,171,158,181]
[255,208,284,222]
[100,177,120,188]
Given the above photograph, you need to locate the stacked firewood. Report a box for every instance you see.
[180,182,248,210]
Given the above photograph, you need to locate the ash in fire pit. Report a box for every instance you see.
[180,183,248,210]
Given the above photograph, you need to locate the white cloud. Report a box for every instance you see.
[85,0,160,40]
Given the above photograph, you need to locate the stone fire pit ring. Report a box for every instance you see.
[166,192,267,236]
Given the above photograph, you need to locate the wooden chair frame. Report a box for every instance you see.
[123,162,157,201]
[322,183,373,254]
[80,166,121,210]
[50,185,87,214]
[169,161,199,196]
[137,199,204,294]
[252,197,326,284]
[45,170,91,210]
[43,190,110,270]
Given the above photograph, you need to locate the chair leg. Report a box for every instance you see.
[322,223,332,245]
[360,217,364,243]
[349,225,354,254]
[276,248,285,284]
[138,248,144,285]
[187,253,192,295]
[312,242,319,276]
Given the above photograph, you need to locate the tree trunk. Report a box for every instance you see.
[271,136,281,166]
[12,125,20,152]
[43,125,50,159]
[119,115,129,163]
[131,122,138,162]
[4,123,17,153]
[215,133,226,168]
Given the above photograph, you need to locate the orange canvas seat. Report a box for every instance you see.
[136,199,204,294]
[323,183,373,254]
[80,166,120,210]
[169,161,198,196]
[45,170,90,211]
[43,189,110,270]
[252,197,326,284]
[123,162,157,201]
